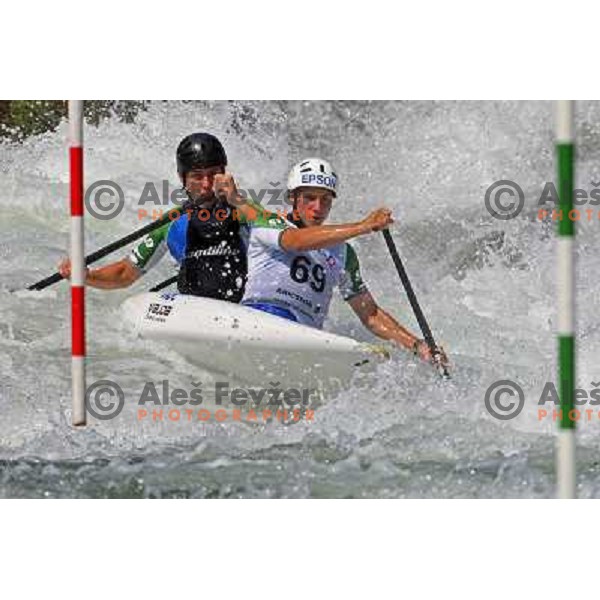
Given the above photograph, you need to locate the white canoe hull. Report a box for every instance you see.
[122,292,389,390]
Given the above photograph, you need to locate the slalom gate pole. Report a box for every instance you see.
[555,100,576,498]
[27,208,183,291]
[69,101,86,427]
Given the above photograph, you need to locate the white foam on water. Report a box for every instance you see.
[1,100,599,498]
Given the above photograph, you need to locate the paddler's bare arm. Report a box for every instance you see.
[348,290,449,365]
[58,258,141,289]
[348,290,417,351]
[214,172,257,220]
[280,208,394,252]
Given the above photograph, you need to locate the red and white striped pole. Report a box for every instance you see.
[69,100,86,426]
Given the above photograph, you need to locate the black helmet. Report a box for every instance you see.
[176,132,227,176]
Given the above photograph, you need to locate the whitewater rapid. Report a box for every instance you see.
[0,100,599,498]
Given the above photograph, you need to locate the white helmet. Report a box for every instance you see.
[287,158,338,196]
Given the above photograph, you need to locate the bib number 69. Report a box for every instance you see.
[290,256,326,292]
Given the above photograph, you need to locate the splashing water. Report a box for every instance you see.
[1,100,599,498]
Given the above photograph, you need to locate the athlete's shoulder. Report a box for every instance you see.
[344,242,360,267]
[340,242,367,300]
[155,219,173,236]
[139,220,172,248]
[129,222,171,271]
[247,207,290,229]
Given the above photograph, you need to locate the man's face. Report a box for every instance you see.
[294,187,334,226]
[183,166,224,202]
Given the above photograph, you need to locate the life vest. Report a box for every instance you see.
[167,199,247,302]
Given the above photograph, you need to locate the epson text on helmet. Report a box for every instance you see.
[301,173,337,188]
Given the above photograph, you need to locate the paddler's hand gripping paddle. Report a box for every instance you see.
[381,228,450,379]
[26,207,184,291]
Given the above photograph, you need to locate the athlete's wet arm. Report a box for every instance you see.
[89,225,170,289]
[57,256,141,290]
[348,291,418,351]
[280,221,371,252]
[215,174,266,222]
[58,223,171,290]
[340,244,417,351]
[85,259,142,289]
[233,198,263,221]
[280,208,393,252]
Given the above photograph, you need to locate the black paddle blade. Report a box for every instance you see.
[27,272,64,291]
